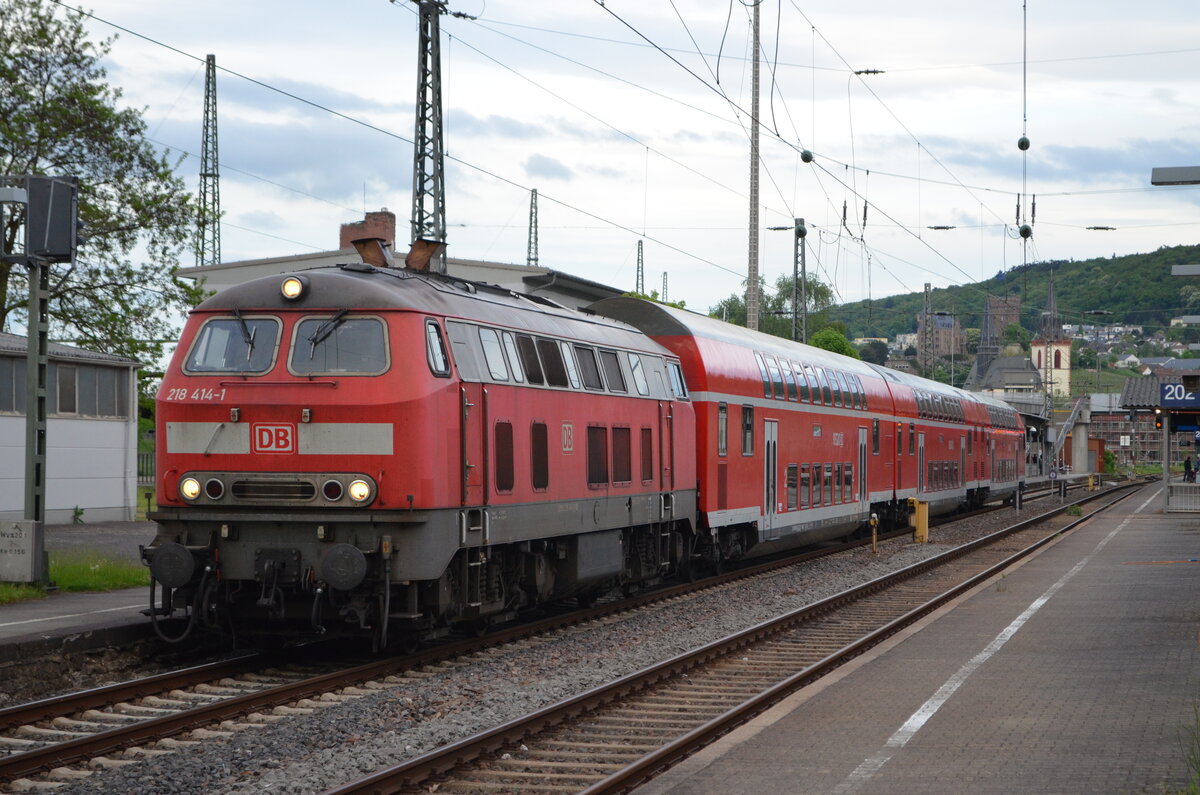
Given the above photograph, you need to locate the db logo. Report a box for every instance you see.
[253,423,295,454]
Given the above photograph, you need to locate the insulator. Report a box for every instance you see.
[1018,135,1030,151]
[1019,224,1033,239]
[801,149,814,163]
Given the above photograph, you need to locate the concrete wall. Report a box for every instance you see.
[0,414,137,522]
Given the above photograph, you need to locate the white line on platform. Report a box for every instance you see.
[0,603,145,630]
[833,487,1161,793]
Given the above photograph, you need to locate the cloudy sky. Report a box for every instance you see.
[68,0,1200,329]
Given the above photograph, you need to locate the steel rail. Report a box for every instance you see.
[321,481,1139,794]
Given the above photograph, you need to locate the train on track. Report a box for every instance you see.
[143,247,1025,648]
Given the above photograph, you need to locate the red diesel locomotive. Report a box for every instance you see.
[144,258,1024,647]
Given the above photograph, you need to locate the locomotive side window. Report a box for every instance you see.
[536,339,569,387]
[612,427,632,483]
[599,350,626,392]
[495,421,514,493]
[587,426,608,486]
[502,333,525,383]
[754,352,770,398]
[574,346,604,390]
[667,362,689,399]
[741,405,754,456]
[292,315,390,375]
[628,354,650,396]
[717,403,728,457]
[641,427,653,482]
[559,342,582,389]
[515,335,545,385]
[479,328,509,381]
[531,422,549,490]
[185,316,280,374]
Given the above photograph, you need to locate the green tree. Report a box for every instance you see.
[1,0,203,362]
[963,327,981,355]
[709,273,835,341]
[857,340,888,364]
[1002,322,1032,350]
[809,327,859,359]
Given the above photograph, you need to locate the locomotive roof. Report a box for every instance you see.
[193,263,668,354]
[588,296,1018,414]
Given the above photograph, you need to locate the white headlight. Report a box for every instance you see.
[281,275,308,300]
[180,477,201,501]
[348,479,371,503]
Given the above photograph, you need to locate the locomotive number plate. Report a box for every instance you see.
[253,423,296,454]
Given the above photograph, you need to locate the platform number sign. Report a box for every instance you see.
[561,422,574,454]
[1161,383,1200,407]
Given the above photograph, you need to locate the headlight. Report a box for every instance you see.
[322,480,344,501]
[204,478,225,500]
[280,275,308,301]
[180,477,201,501]
[347,479,372,503]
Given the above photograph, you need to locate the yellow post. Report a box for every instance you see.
[1088,474,1095,491]
[909,498,929,543]
[870,512,879,555]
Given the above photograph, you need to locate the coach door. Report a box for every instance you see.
[460,383,487,508]
[858,427,869,503]
[918,432,926,493]
[658,400,676,522]
[763,420,779,539]
[960,435,966,490]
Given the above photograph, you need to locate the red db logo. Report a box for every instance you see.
[253,423,295,454]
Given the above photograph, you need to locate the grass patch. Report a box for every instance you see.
[0,583,47,606]
[49,550,149,592]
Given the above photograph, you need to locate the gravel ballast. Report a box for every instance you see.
[54,493,1109,795]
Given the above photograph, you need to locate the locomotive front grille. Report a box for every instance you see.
[231,479,318,500]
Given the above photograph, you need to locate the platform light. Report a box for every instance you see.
[280,275,309,301]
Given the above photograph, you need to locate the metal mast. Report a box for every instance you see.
[921,282,932,377]
[197,54,220,266]
[635,239,644,294]
[412,1,448,273]
[526,188,538,267]
[746,0,761,330]
[661,272,669,304]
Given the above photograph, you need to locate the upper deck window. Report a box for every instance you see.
[291,315,389,375]
[185,315,281,375]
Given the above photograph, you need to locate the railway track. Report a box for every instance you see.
[321,481,1140,795]
[0,480,1111,791]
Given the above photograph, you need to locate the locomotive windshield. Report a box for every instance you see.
[290,315,388,374]
[185,316,280,374]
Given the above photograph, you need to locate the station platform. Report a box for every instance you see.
[639,482,1200,794]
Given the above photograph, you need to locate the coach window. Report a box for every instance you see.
[574,345,603,390]
[844,463,854,502]
[559,342,582,389]
[599,350,626,392]
[816,368,833,405]
[718,403,728,456]
[872,419,880,455]
[967,428,973,455]
[800,464,811,508]
[501,332,525,383]
[536,339,569,387]
[787,464,798,510]
[813,463,823,505]
[494,422,514,493]
[754,352,771,398]
[612,427,632,484]
[794,363,810,402]
[830,371,844,407]
[766,356,785,399]
[823,464,833,505]
[531,422,549,490]
[516,335,545,385]
[479,328,509,381]
[628,354,650,396]
[783,364,798,401]
[587,426,609,486]
[742,405,754,456]
[641,428,654,482]
[187,315,281,375]
[833,463,843,504]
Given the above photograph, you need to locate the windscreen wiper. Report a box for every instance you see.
[308,309,349,356]
[232,308,256,361]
